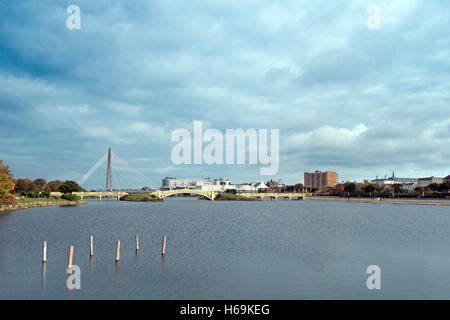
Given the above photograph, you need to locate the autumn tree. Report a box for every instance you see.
[0,160,16,206]
[364,184,376,196]
[392,183,404,194]
[344,182,356,194]
[14,178,36,193]
[45,180,63,192]
[33,178,47,188]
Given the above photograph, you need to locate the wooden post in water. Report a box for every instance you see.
[115,240,120,262]
[68,245,74,268]
[135,235,139,252]
[161,236,167,256]
[42,241,47,263]
[90,235,94,257]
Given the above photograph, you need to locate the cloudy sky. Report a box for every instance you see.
[0,0,449,188]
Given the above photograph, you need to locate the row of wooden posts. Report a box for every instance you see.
[42,235,167,266]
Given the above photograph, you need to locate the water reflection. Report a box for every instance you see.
[114,261,120,297]
[41,262,46,297]
[87,256,93,285]
[66,271,73,300]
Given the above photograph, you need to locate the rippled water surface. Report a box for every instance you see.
[1,198,450,299]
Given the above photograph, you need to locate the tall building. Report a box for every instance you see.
[304,170,338,189]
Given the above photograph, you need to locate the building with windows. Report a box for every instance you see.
[417,176,444,187]
[162,177,236,192]
[199,178,234,191]
[161,177,274,193]
[161,177,210,190]
[304,171,338,189]
[371,172,418,186]
[370,172,448,190]
[402,183,417,191]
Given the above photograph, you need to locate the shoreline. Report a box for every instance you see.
[305,196,450,206]
[0,199,87,212]
[2,197,449,210]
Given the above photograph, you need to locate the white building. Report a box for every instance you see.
[402,182,417,191]
[235,183,258,192]
[162,177,279,193]
[417,177,443,187]
[255,181,269,189]
[161,177,211,190]
[197,178,234,192]
[371,172,418,186]
[371,172,445,190]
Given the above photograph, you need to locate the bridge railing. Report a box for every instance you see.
[50,190,311,200]
[50,191,129,201]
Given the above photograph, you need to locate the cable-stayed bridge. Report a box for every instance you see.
[78,148,157,191]
[49,148,311,201]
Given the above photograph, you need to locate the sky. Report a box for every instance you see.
[0,0,449,189]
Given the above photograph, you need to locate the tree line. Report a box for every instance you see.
[0,159,85,206]
[312,181,450,198]
[13,178,85,198]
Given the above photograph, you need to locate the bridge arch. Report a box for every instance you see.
[152,189,217,200]
[160,192,212,200]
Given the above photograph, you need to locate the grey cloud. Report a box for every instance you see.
[297,49,372,86]
[0,0,449,186]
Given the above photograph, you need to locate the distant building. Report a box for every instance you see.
[199,178,233,191]
[417,176,443,187]
[371,172,448,190]
[304,170,338,189]
[255,181,269,190]
[162,177,239,192]
[443,175,450,184]
[371,172,418,186]
[161,177,210,190]
[266,179,286,191]
[402,183,417,191]
[199,179,270,192]
[235,183,257,192]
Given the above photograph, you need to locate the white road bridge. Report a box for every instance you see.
[51,189,310,201]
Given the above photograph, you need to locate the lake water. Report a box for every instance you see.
[0,198,449,299]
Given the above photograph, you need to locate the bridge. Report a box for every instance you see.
[50,189,310,201]
[61,148,311,201]
[150,190,309,201]
[50,191,129,201]
[151,189,218,200]
[78,148,156,192]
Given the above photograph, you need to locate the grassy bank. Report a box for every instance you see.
[17,197,70,204]
[119,194,162,202]
[1,197,86,212]
[214,193,257,201]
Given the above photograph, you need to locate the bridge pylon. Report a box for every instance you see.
[105,148,112,191]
